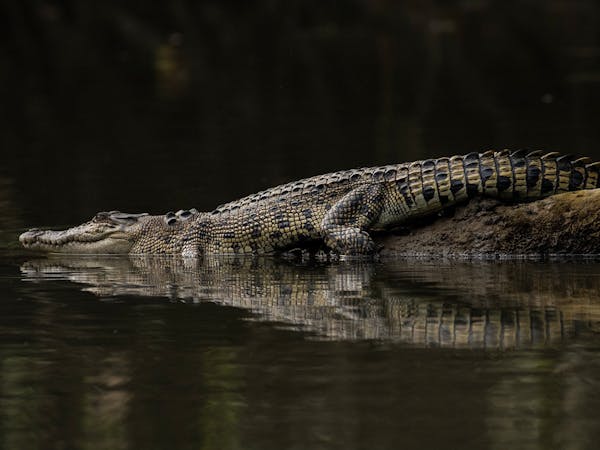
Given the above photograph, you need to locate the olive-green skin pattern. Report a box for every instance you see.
[19,150,600,256]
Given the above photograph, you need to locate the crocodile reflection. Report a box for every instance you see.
[21,257,600,347]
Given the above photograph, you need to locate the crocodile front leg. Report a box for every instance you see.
[321,183,384,255]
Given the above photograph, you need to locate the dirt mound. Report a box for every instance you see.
[377,189,600,257]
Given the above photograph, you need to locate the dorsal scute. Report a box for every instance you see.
[163,209,197,226]
[510,149,528,158]
[526,150,542,157]
[556,154,575,162]
[541,151,561,159]
[572,157,592,166]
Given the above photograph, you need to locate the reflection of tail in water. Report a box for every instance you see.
[21,256,600,347]
[384,300,566,349]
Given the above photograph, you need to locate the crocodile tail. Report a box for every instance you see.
[458,150,600,201]
[388,150,599,219]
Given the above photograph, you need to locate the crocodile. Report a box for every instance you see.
[19,149,600,256]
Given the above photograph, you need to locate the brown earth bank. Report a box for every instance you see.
[376,189,600,257]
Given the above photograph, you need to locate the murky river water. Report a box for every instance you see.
[3,2,600,449]
[2,249,600,449]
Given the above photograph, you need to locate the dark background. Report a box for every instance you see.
[2,0,600,228]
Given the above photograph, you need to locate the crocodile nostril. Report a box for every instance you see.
[19,229,42,244]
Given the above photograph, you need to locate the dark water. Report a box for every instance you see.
[3,1,600,449]
[2,255,600,450]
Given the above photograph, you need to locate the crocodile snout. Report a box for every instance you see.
[19,229,44,246]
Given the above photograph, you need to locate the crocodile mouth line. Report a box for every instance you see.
[19,229,119,248]
[23,239,102,248]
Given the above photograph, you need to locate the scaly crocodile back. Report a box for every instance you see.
[196,150,600,254]
[213,150,600,214]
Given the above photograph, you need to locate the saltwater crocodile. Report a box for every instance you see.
[19,150,600,256]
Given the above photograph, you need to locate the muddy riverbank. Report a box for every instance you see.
[377,190,600,257]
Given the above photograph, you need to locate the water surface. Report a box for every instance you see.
[2,251,600,450]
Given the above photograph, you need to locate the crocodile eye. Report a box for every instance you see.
[93,211,149,225]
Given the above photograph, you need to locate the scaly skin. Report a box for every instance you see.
[19,150,600,256]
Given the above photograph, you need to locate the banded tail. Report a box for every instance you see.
[400,150,600,210]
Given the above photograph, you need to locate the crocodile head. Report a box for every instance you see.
[19,211,152,254]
